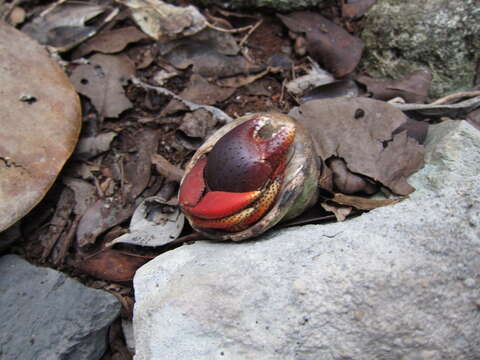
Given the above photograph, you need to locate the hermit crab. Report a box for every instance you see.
[179,113,319,241]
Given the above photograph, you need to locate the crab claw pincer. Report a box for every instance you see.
[179,113,319,241]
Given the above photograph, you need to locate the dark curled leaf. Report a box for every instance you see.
[278,12,363,77]
[392,96,480,119]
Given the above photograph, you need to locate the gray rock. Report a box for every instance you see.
[194,0,325,11]
[133,120,480,360]
[0,255,121,360]
[361,0,480,98]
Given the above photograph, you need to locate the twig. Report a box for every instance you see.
[431,90,480,105]
[151,153,184,182]
[131,77,233,123]
[167,231,205,245]
[205,20,255,34]
[239,19,263,48]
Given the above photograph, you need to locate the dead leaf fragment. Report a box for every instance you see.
[330,193,405,210]
[73,26,150,58]
[70,54,135,118]
[278,12,363,77]
[118,0,206,40]
[321,202,352,221]
[109,196,185,248]
[22,2,116,52]
[357,70,432,103]
[290,98,425,195]
[75,132,118,159]
[176,109,217,150]
[76,197,136,247]
[165,43,264,78]
[77,248,148,282]
[0,23,81,232]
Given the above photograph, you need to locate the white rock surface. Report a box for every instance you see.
[134,121,480,360]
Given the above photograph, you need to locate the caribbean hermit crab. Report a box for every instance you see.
[179,113,319,241]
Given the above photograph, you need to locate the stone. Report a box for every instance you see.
[361,0,480,98]
[0,255,121,360]
[194,0,326,11]
[133,120,480,359]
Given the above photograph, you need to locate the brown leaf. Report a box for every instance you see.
[278,12,363,77]
[63,177,97,215]
[290,98,425,195]
[74,132,118,159]
[393,118,429,145]
[328,157,378,195]
[76,197,136,247]
[73,26,150,58]
[121,129,159,201]
[165,43,264,78]
[330,193,405,210]
[118,0,206,41]
[0,23,81,232]
[70,54,135,118]
[342,0,377,19]
[181,74,235,105]
[76,247,148,282]
[321,202,353,222]
[357,70,432,103]
[175,109,217,150]
[21,2,113,51]
[161,74,235,115]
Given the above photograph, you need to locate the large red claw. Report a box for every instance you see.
[183,190,261,219]
[178,156,207,208]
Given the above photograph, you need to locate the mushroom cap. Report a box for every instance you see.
[0,23,82,232]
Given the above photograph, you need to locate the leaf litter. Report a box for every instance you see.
[3,1,480,356]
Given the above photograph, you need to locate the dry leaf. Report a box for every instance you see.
[392,96,480,119]
[109,196,185,248]
[74,132,118,159]
[302,79,360,102]
[0,23,81,232]
[76,197,136,247]
[321,202,352,221]
[76,248,148,282]
[73,26,150,58]
[357,70,432,103]
[286,65,335,96]
[118,0,206,40]
[162,74,235,115]
[278,12,363,77]
[63,177,97,216]
[175,109,217,150]
[22,2,115,52]
[70,54,135,118]
[290,98,425,195]
[330,193,405,210]
[165,43,264,78]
